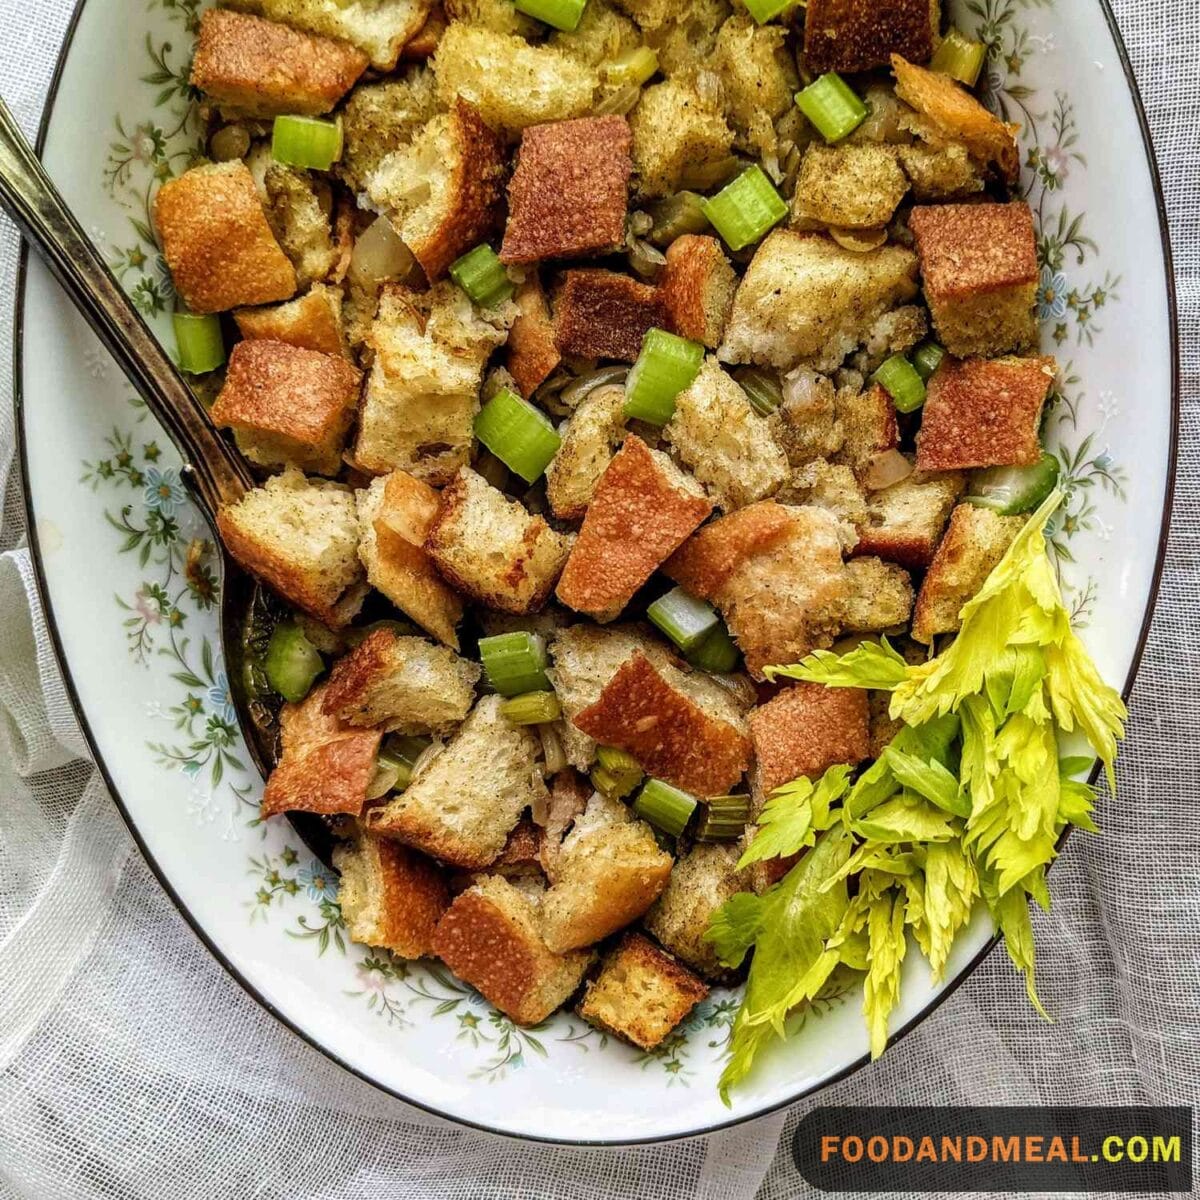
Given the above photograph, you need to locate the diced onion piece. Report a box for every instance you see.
[634,778,699,837]
[647,586,719,652]
[449,244,514,308]
[873,353,927,413]
[931,27,988,87]
[742,0,792,21]
[348,216,419,290]
[830,226,888,253]
[694,794,751,841]
[700,166,788,251]
[538,724,567,778]
[862,448,915,492]
[603,46,659,88]
[734,367,783,416]
[271,114,343,170]
[796,73,868,144]
[210,124,251,162]
[687,624,740,674]
[264,622,323,703]
[173,312,225,375]
[478,631,551,696]
[501,691,563,725]
[366,750,413,800]
[623,328,705,425]
[475,388,562,483]
[515,0,586,32]
[912,341,946,382]
[648,191,710,247]
[559,366,629,409]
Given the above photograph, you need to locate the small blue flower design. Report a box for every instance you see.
[143,466,186,515]
[297,861,338,903]
[181,760,201,779]
[1037,266,1068,320]
[206,671,236,725]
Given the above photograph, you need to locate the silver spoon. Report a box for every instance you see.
[0,97,337,863]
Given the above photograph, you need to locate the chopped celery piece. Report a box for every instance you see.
[515,0,586,31]
[501,691,562,725]
[265,622,323,703]
[450,244,514,308]
[695,794,751,841]
[624,328,705,424]
[173,312,225,374]
[271,114,342,170]
[912,341,946,382]
[700,166,788,251]
[597,745,641,776]
[966,453,1061,515]
[647,191,710,248]
[687,624,740,674]
[734,367,782,416]
[634,778,699,837]
[479,631,551,696]
[796,73,868,144]
[591,764,641,800]
[742,0,792,21]
[603,46,659,88]
[648,587,719,652]
[874,353,927,413]
[931,28,988,87]
[475,388,561,483]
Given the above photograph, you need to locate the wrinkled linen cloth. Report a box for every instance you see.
[0,3,1197,1197]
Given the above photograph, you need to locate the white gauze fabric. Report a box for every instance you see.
[0,2,1197,1197]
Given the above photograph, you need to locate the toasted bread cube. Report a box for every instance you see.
[356,472,464,648]
[573,651,751,795]
[853,305,929,377]
[353,283,512,484]
[916,356,1055,472]
[190,8,366,117]
[774,370,844,466]
[433,875,592,1024]
[665,357,790,512]
[644,843,744,980]
[235,284,348,358]
[445,0,537,32]
[718,231,919,373]
[896,138,985,202]
[218,468,366,626]
[337,68,442,193]
[610,0,676,27]
[367,100,505,282]
[262,684,381,818]
[553,270,666,362]
[666,501,851,679]
[841,557,914,632]
[854,469,965,568]
[577,932,708,1049]
[556,435,712,621]
[542,811,673,952]
[334,835,449,958]
[260,164,337,290]
[892,54,1019,183]
[551,0,640,66]
[833,383,900,478]
[804,0,938,73]
[545,379,628,521]
[912,503,1023,642]
[630,77,735,200]
[224,0,432,71]
[549,623,750,772]
[506,276,562,399]
[321,627,479,732]
[501,117,632,265]
[210,340,360,476]
[425,468,574,615]
[368,695,546,867]
[401,3,446,56]
[909,202,1039,359]
[791,144,909,231]
[779,459,870,529]
[711,13,797,163]
[155,161,296,313]
[659,236,737,349]
[433,24,597,137]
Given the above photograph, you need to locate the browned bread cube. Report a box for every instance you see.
[909,202,1039,358]
[433,875,592,1025]
[336,69,442,194]
[506,276,562,398]
[854,468,965,568]
[665,501,851,679]
[334,835,449,958]
[912,503,1023,642]
[190,8,367,116]
[545,382,628,522]
[572,651,752,796]
[556,435,712,622]
[577,932,708,1050]
[235,284,349,358]
[840,557,915,632]
[553,270,666,362]
[210,339,361,476]
[403,3,447,58]
[791,143,909,231]
[916,355,1056,472]
[425,468,573,615]
[833,384,900,479]
[261,684,381,819]
[804,0,938,73]
[501,116,632,264]
[659,235,737,349]
[155,161,296,313]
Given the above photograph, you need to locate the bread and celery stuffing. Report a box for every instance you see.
[160,0,1125,1098]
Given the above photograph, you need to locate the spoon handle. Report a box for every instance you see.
[0,96,251,517]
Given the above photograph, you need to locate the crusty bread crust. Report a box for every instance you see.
[553,269,666,362]
[573,651,751,795]
[916,355,1055,472]
[190,8,367,116]
[501,116,632,264]
[506,275,561,398]
[853,469,965,569]
[556,435,712,621]
[402,2,446,58]
[659,235,737,348]
[665,501,796,599]
[155,161,296,313]
[804,0,937,73]
[909,202,1039,300]
[235,284,348,358]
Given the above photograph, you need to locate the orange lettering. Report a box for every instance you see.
[1025,1136,1044,1163]
[820,1136,841,1163]
[842,1136,864,1164]
[866,1136,888,1163]
[893,1136,914,1163]
[1071,1136,1089,1163]
[941,1136,963,1162]
[993,1136,1020,1162]
[916,1136,937,1163]
[1046,1136,1068,1163]
[967,1136,989,1162]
